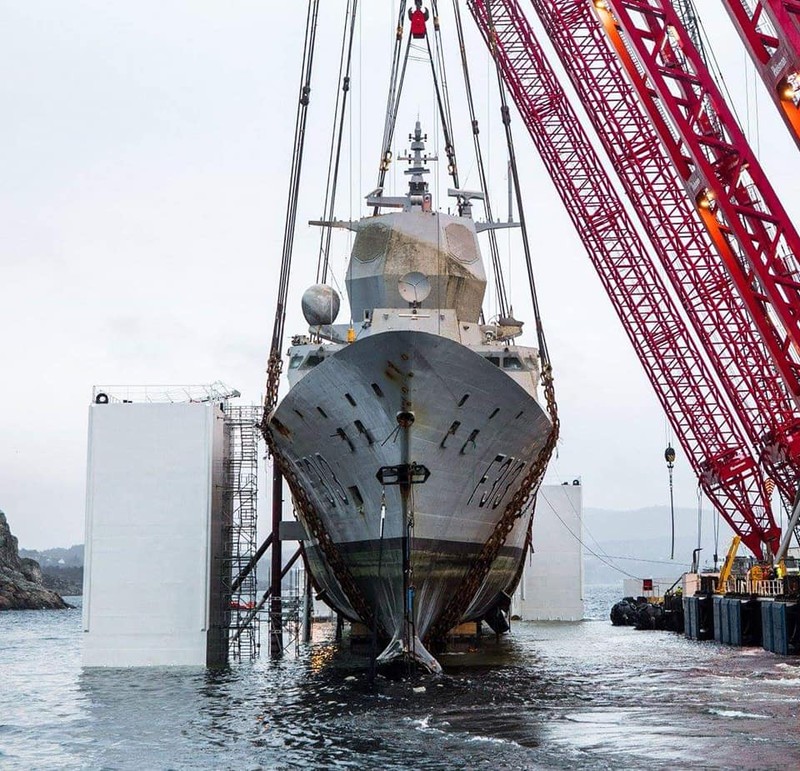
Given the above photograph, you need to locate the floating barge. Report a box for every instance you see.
[612,552,800,656]
[683,568,800,655]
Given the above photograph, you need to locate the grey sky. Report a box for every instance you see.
[2,2,797,549]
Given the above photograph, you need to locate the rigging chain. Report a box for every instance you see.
[426,0,559,644]
[273,453,383,636]
[262,0,380,633]
[264,0,321,417]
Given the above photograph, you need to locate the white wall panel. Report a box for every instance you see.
[512,483,584,621]
[83,401,226,667]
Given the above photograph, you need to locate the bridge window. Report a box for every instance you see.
[304,354,324,368]
[503,356,524,370]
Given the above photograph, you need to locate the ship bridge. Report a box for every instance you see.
[346,123,487,326]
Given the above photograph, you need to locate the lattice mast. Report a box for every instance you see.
[467,0,776,556]
[719,0,800,147]
[517,0,800,519]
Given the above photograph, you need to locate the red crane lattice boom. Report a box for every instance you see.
[720,0,800,147]
[519,0,800,518]
[467,0,777,556]
[601,0,800,385]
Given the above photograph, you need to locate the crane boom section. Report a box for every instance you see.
[601,0,800,383]
[720,0,800,148]
[468,0,775,556]
[717,535,742,590]
[521,0,797,525]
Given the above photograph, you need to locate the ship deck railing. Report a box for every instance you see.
[724,578,784,597]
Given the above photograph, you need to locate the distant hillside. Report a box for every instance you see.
[19,544,83,568]
[581,504,735,586]
[38,566,83,596]
[15,504,738,593]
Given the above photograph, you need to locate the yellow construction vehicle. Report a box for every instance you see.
[716,536,741,593]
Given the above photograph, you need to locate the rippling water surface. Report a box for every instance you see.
[1,588,798,770]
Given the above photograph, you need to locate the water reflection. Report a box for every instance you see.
[2,589,800,769]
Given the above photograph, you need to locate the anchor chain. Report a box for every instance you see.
[425,365,559,644]
[264,353,283,416]
[265,428,384,637]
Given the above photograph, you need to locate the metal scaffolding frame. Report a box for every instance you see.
[224,404,264,659]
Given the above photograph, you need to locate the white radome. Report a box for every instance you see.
[398,271,432,304]
[301,284,340,327]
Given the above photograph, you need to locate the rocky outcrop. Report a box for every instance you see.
[40,566,83,596]
[0,510,69,610]
[19,544,84,595]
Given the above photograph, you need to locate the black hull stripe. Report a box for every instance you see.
[333,536,523,560]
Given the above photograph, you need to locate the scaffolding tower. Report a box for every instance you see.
[224,404,263,659]
[269,561,311,657]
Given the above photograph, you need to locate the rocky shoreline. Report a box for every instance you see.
[0,510,70,610]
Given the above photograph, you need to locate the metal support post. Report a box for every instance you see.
[335,613,343,642]
[397,409,416,668]
[774,496,800,564]
[270,467,283,659]
[303,567,313,644]
[375,412,429,669]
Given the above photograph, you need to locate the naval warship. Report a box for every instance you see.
[267,123,554,672]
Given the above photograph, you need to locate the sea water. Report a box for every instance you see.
[1,588,798,770]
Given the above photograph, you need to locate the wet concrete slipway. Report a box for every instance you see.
[1,588,798,770]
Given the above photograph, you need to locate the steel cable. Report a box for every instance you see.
[451,0,510,318]
[319,0,360,285]
[266,0,321,415]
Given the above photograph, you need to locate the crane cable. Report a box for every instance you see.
[424,1,561,645]
[665,445,676,559]
[426,1,460,188]
[540,494,645,580]
[451,0,510,318]
[375,3,464,205]
[264,0,321,416]
[317,0,360,285]
[484,1,553,371]
[375,1,411,203]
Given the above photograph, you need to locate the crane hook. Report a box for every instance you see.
[665,445,676,559]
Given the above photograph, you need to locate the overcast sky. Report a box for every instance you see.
[2,1,798,550]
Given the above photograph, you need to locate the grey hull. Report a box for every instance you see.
[270,330,550,668]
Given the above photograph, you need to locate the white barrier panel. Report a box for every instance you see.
[83,401,227,667]
[512,483,584,621]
